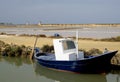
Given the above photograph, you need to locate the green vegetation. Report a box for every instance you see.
[111,54,120,65]
[0,40,32,58]
[41,45,54,53]
[79,48,103,56]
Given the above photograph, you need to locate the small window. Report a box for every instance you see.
[62,40,76,50]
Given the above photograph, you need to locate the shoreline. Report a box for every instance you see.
[0,35,120,52]
[0,23,120,28]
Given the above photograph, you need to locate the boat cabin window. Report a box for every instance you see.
[62,40,76,50]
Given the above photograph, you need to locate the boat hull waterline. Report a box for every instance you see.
[35,51,118,73]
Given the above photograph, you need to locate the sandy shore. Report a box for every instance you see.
[0,35,120,53]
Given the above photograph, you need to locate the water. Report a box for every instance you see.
[0,57,120,82]
[0,27,120,39]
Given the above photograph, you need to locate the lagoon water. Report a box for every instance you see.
[0,57,120,82]
[0,26,120,39]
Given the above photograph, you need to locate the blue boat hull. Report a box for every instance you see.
[35,51,118,73]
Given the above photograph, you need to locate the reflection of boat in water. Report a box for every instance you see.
[34,38,118,73]
[34,62,107,82]
[106,70,120,82]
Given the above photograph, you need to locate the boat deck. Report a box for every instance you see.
[38,55,56,60]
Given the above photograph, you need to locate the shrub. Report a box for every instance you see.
[79,48,102,56]
[100,36,120,42]
[38,34,46,37]
[116,36,120,41]
[41,45,54,53]
[87,48,102,56]
[14,46,23,57]
[1,43,32,57]
[0,40,5,47]
[0,32,6,35]
[3,46,13,57]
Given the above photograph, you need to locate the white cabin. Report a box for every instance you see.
[53,38,84,61]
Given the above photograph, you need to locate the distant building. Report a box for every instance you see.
[26,22,29,25]
[38,21,42,26]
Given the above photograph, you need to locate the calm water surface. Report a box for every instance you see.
[0,57,120,82]
[0,27,120,38]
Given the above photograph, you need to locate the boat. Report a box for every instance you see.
[34,38,118,73]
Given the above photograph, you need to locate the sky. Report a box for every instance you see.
[0,0,120,24]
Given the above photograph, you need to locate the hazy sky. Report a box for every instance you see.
[0,0,120,24]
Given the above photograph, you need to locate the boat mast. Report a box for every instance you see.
[76,30,79,57]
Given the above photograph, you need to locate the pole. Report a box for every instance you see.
[76,30,79,57]
[30,35,38,60]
